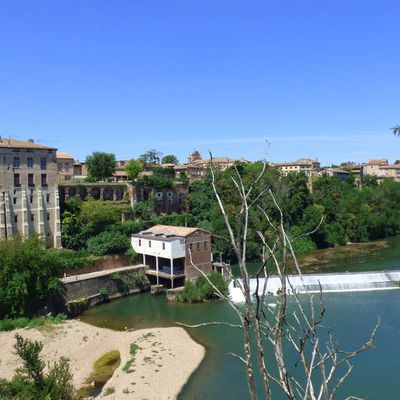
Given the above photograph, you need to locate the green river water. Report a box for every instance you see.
[81,237,400,399]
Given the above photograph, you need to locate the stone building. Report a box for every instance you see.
[131,224,212,288]
[362,159,400,183]
[174,150,250,181]
[56,152,74,183]
[0,138,61,247]
[272,158,321,178]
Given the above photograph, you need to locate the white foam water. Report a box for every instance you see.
[229,270,400,303]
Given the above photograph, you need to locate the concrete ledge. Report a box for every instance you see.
[166,286,185,301]
[61,264,146,283]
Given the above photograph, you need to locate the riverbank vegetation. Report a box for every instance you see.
[175,272,228,303]
[185,163,400,262]
[0,334,79,400]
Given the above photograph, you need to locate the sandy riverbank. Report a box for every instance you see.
[0,320,205,400]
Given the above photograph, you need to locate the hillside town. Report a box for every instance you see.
[1,137,399,251]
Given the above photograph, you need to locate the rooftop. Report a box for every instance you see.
[0,138,56,150]
[57,152,74,159]
[367,158,388,165]
[141,224,200,237]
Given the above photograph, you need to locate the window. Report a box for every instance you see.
[13,197,17,205]
[189,243,193,252]
[148,240,151,248]
[47,212,50,221]
[14,174,20,187]
[31,214,34,222]
[27,157,33,168]
[40,157,47,170]
[204,241,207,250]
[65,175,72,181]
[162,242,165,250]
[41,174,47,186]
[29,195,33,204]
[138,239,142,246]
[64,163,70,171]
[28,173,34,186]
[197,242,200,251]
[13,157,20,168]
[57,163,63,171]
[14,214,18,223]
[46,193,50,203]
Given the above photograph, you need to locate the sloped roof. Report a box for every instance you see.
[367,158,388,165]
[380,164,400,169]
[57,152,74,159]
[0,138,56,150]
[142,224,200,237]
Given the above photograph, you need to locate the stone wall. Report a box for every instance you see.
[52,266,148,316]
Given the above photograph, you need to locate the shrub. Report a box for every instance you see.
[86,230,130,256]
[87,350,121,386]
[0,334,78,400]
[175,272,228,303]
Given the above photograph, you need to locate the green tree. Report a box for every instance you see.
[125,159,144,180]
[161,154,179,164]
[86,230,131,256]
[85,152,117,181]
[0,334,78,400]
[0,237,64,318]
[139,149,162,164]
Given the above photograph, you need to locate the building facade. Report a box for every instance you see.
[56,152,74,183]
[174,150,250,181]
[272,158,321,178]
[0,139,61,247]
[131,224,212,288]
[362,159,400,183]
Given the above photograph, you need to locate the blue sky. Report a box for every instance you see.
[0,0,399,165]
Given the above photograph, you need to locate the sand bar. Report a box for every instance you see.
[0,320,204,399]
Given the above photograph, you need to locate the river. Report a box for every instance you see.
[81,237,400,399]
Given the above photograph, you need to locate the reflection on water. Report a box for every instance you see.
[81,236,400,399]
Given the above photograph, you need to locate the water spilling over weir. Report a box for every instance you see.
[228,270,400,303]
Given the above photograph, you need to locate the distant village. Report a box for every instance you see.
[0,137,399,251]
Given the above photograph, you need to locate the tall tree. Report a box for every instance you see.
[125,159,144,180]
[161,154,179,164]
[391,125,400,135]
[139,149,162,164]
[85,152,116,181]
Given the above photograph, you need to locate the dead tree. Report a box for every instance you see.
[179,155,379,400]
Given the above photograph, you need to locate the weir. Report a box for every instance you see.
[229,269,400,303]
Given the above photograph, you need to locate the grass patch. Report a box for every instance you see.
[0,314,67,332]
[142,332,155,339]
[130,343,139,356]
[123,342,139,373]
[103,386,115,396]
[86,350,121,386]
[122,359,134,373]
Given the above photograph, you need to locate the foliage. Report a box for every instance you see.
[86,350,121,386]
[85,152,117,181]
[175,272,228,303]
[0,236,66,318]
[0,334,78,400]
[139,149,162,164]
[0,314,67,332]
[87,230,130,256]
[125,159,144,180]
[161,154,179,164]
[184,162,400,262]
[122,342,139,373]
[111,273,130,294]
